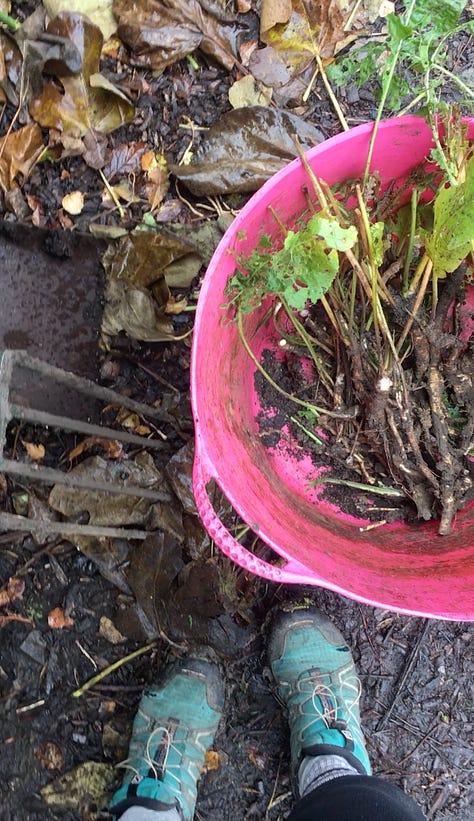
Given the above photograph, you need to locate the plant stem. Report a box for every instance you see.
[403,187,419,292]
[397,255,433,353]
[315,53,349,132]
[237,309,355,420]
[431,63,474,100]
[290,415,325,445]
[280,295,334,389]
[311,476,405,497]
[363,0,418,189]
[295,139,329,213]
[72,642,157,697]
[0,10,21,31]
[398,92,427,117]
[99,168,125,218]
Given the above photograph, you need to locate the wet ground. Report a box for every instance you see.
[1,2,474,820]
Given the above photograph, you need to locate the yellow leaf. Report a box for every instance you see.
[202,750,221,772]
[22,441,45,461]
[62,190,85,215]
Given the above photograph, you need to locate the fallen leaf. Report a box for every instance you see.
[48,452,172,525]
[141,151,169,213]
[202,750,221,772]
[338,0,394,25]
[165,295,187,314]
[34,742,64,771]
[44,0,118,41]
[228,74,273,108]
[29,13,134,152]
[22,440,46,461]
[114,409,151,436]
[126,532,184,636]
[0,577,25,608]
[260,0,347,77]
[0,123,44,192]
[102,228,194,289]
[102,140,147,181]
[57,208,75,229]
[48,606,75,629]
[252,0,368,98]
[102,280,176,341]
[62,190,85,215]
[99,615,125,643]
[10,7,83,105]
[170,106,323,195]
[26,193,45,225]
[41,762,115,812]
[248,747,267,770]
[114,0,242,72]
[73,536,132,593]
[89,224,129,239]
[0,612,33,626]
[68,436,124,461]
[260,0,292,34]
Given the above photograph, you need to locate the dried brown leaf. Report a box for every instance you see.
[0,123,44,193]
[102,281,176,341]
[0,577,25,608]
[102,228,193,289]
[261,0,347,73]
[68,436,124,461]
[44,0,118,41]
[202,750,221,772]
[260,0,292,36]
[113,0,241,72]
[47,606,75,629]
[228,75,272,109]
[29,13,134,146]
[34,742,65,771]
[22,440,46,461]
[103,140,147,181]
[170,106,323,195]
[141,151,169,212]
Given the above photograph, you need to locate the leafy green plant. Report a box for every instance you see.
[327,0,474,182]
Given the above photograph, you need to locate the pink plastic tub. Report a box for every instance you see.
[191,116,474,621]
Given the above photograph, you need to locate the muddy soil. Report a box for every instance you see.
[1,3,474,821]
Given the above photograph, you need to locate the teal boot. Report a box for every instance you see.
[110,656,224,820]
[267,606,371,779]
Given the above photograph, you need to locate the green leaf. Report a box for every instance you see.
[425,155,474,277]
[409,0,465,37]
[386,13,413,49]
[307,215,358,251]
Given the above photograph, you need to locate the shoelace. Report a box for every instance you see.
[292,664,363,743]
[116,723,207,804]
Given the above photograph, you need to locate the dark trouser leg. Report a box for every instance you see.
[287,774,426,821]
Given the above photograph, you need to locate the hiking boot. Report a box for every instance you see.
[267,606,371,778]
[109,655,224,820]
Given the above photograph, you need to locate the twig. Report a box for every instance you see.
[72,641,157,697]
[376,619,430,732]
[314,53,349,132]
[99,169,125,218]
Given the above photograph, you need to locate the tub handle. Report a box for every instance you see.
[193,442,317,585]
